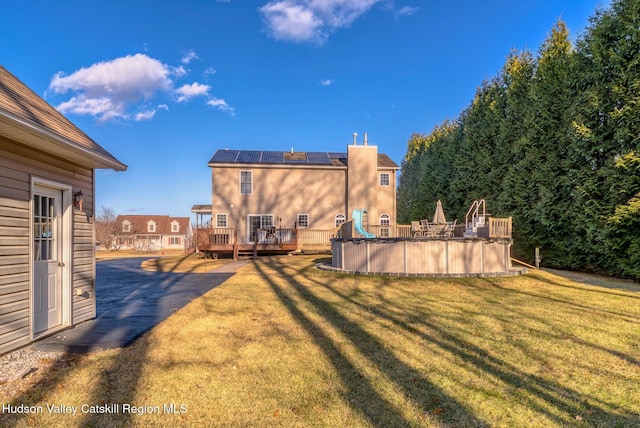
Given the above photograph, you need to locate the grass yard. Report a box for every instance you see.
[1,255,639,427]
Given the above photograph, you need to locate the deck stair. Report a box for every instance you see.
[464,199,487,238]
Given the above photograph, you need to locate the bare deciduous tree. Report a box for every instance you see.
[95,206,121,250]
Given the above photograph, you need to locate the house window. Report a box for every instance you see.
[379,173,390,187]
[297,214,309,228]
[240,170,253,195]
[216,213,228,227]
[148,221,156,233]
[171,221,179,232]
[122,220,131,233]
[380,213,390,237]
[335,213,346,228]
[169,237,181,245]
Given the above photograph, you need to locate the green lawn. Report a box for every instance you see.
[2,256,639,427]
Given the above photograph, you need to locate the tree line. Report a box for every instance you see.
[398,0,640,280]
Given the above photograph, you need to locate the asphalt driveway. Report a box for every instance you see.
[33,257,248,353]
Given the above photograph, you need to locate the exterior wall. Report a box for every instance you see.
[211,165,347,244]
[0,140,96,355]
[346,144,378,221]
[376,168,397,225]
[162,235,186,249]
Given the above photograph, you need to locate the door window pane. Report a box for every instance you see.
[34,195,56,261]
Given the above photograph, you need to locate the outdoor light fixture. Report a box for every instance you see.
[73,190,84,211]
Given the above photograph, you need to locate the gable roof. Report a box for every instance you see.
[116,215,191,235]
[208,149,399,169]
[0,66,126,171]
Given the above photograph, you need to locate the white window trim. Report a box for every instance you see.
[147,221,156,233]
[240,170,253,195]
[297,213,310,228]
[216,213,228,227]
[379,172,391,187]
[380,213,391,237]
[122,220,131,233]
[171,220,180,232]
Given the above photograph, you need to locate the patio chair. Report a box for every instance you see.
[442,219,457,237]
[411,221,422,237]
[421,219,437,237]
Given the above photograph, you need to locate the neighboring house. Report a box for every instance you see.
[0,66,126,355]
[114,215,193,252]
[205,133,399,246]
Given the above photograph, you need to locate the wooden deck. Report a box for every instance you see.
[196,227,322,259]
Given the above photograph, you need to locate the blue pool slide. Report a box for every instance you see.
[352,209,376,238]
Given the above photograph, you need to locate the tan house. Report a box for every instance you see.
[202,133,399,250]
[0,66,126,355]
[114,215,193,252]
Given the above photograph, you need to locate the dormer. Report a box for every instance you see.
[171,220,180,233]
[147,220,157,233]
[122,220,131,233]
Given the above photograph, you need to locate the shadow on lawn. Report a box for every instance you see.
[254,259,489,427]
[469,276,640,368]
[1,257,231,427]
[260,257,639,427]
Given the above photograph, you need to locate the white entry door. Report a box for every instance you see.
[33,185,63,334]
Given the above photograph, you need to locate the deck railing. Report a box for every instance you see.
[489,217,512,239]
[197,227,236,246]
[367,224,413,238]
[255,228,297,245]
[296,228,337,248]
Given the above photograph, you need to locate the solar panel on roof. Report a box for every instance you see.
[284,158,307,164]
[307,152,331,165]
[211,150,240,162]
[262,151,284,164]
[237,150,262,163]
[328,152,347,159]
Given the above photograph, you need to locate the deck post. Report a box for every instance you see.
[233,226,239,260]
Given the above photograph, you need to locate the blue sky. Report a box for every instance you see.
[2,0,610,220]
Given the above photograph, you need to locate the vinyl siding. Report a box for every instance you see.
[72,212,95,323]
[0,141,96,355]
[0,196,30,354]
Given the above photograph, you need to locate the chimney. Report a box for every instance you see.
[291,147,294,154]
[363,132,368,146]
[352,133,358,145]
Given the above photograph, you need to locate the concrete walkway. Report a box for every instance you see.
[33,257,250,353]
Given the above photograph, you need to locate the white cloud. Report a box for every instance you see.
[172,65,188,78]
[48,54,233,122]
[176,82,211,102]
[320,79,334,86]
[49,54,173,121]
[207,98,235,115]
[395,5,418,17]
[260,0,382,44]
[260,1,419,43]
[135,110,157,121]
[260,1,323,43]
[181,50,199,65]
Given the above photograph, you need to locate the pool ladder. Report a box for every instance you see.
[464,199,486,237]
